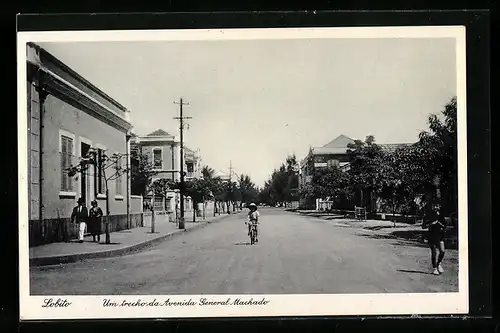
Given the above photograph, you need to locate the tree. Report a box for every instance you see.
[238,174,258,208]
[201,165,216,179]
[184,178,213,222]
[374,149,407,226]
[211,178,225,215]
[284,155,300,204]
[149,178,178,211]
[417,96,458,217]
[347,135,384,208]
[200,165,224,216]
[67,148,127,244]
[130,148,157,196]
[299,166,354,211]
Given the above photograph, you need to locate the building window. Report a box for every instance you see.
[186,162,194,173]
[153,148,162,169]
[115,154,123,196]
[60,135,74,192]
[327,159,340,167]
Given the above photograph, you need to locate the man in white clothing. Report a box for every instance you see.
[71,197,88,243]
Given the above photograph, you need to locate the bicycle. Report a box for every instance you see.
[248,221,258,245]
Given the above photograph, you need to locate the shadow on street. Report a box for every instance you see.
[397,269,433,275]
[363,225,399,231]
[356,229,458,250]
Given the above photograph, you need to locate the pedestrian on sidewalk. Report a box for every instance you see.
[71,198,88,243]
[422,203,447,275]
[88,200,103,243]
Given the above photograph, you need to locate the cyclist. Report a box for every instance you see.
[422,203,447,275]
[246,203,260,243]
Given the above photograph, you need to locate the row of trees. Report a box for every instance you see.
[299,96,458,219]
[258,155,300,207]
[130,152,260,221]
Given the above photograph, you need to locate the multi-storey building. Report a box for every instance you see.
[298,134,412,211]
[130,129,202,217]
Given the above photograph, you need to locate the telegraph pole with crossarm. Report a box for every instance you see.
[173,98,192,229]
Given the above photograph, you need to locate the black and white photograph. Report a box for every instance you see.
[18,26,468,319]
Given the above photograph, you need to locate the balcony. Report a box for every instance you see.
[185,171,197,179]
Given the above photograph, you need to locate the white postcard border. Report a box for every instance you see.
[17,26,468,320]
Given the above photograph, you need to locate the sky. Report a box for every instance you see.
[39,37,457,187]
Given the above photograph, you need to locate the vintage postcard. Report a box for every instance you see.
[18,26,468,320]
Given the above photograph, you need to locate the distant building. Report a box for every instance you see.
[299,134,354,189]
[215,171,231,183]
[26,42,142,246]
[298,134,413,210]
[183,147,202,180]
[131,129,180,183]
[130,128,202,217]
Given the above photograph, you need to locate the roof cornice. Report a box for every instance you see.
[28,61,132,133]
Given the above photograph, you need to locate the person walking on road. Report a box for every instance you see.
[71,198,88,243]
[88,200,103,243]
[422,203,447,275]
[246,203,260,243]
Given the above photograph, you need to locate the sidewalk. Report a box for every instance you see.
[30,211,241,267]
[294,211,458,249]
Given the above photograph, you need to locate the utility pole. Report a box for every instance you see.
[173,98,191,229]
[229,161,234,213]
[229,160,233,183]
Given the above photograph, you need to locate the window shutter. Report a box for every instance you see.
[67,138,73,190]
[61,138,66,191]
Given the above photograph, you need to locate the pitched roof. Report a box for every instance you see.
[322,134,355,148]
[147,129,172,137]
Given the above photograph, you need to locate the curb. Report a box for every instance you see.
[30,212,241,267]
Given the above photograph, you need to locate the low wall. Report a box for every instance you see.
[29,213,144,247]
[326,208,421,224]
[131,195,143,214]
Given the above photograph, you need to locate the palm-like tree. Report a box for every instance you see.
[201,165,215,180]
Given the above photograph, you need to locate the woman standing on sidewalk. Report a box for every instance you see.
[88,200,103,243]
[422,203,447,275]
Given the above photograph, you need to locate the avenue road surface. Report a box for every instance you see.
[30,208,458,295]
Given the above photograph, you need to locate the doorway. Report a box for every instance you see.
[81,142,91,203]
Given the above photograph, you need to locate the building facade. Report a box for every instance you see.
[131,129,181,183]
[26,42,141,247]
[298,134,354,191]
[131,129,202,219]
[298,134,412,211]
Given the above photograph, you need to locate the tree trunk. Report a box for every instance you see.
[392,195,397,228]
[151,205,156,233]
[193,201,196,222]
[105,186,111,244]
[203,200,206,219]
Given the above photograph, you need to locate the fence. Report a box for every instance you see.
[355,206,367,221]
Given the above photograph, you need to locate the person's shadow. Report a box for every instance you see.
[397,269,432,275]
[233,242,251,246]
